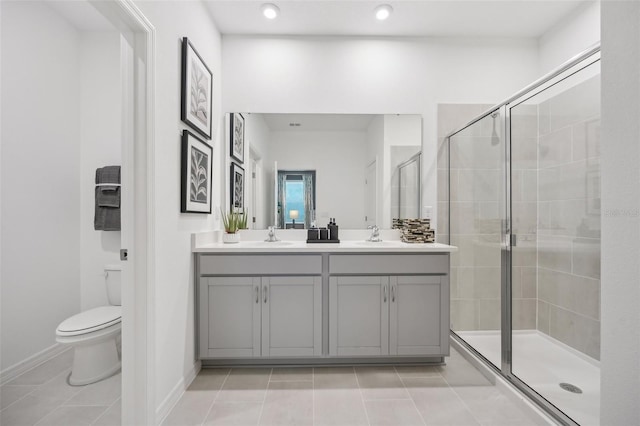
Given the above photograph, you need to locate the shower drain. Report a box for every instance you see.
[559,382,583,394]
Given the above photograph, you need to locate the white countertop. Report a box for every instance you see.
[192,230,457,253]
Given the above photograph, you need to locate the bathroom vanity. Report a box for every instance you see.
[193,232,457,365]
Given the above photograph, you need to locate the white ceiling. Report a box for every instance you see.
[262,113,375,131]
[204,1,591,38]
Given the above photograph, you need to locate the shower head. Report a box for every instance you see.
[491,113,500,146]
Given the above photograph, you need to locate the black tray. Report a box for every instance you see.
[306,239,340,243]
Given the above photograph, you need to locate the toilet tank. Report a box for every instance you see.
[104,264,122,306]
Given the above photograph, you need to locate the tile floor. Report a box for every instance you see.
[162,347,544,426]
[0,349,121,426]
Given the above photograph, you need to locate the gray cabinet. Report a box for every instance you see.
[199,275,321,358]
[262,276,322,357]
[389,276,447,356]
[200,277,261,358]
[329,276,389,356]
[329,274,449,357]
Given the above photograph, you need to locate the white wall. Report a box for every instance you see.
[1,1,81,371]
[269,130,367,228]
[222,36,540,229]
[132,0,223,416]
[600,2,640,424]
[538,1,600,76]
[79,32,122,310]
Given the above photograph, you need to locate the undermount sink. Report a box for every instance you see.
[353,240,402,247]
[250,241,295,246]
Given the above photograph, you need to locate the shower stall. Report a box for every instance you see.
[444,46,601,426]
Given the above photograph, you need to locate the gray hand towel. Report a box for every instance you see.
[94,166,121,231]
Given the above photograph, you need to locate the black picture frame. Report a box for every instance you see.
[230,113,245,163]
[181,37,213,139]
[230,162,245,210]
[181,130,212,214]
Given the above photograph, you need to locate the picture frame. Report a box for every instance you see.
[181,130,212,214]
[230,162,245,210]
[181,37,213,139]
[230,112,245,163]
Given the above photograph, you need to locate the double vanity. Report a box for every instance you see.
[192,230,457,366]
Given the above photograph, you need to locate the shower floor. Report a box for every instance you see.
[457,330,600,426]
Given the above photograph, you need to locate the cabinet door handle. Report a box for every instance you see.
[255,285,259,304]
[264,285,268,303]
[383,285,387,303]
[392,285,396,302]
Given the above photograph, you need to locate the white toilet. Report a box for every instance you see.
[56,264,122,386]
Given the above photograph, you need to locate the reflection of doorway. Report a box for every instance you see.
[249,148,261,229]
[365,159,377,227]
[277,170,316,229]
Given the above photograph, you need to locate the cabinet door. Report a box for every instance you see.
[389,275,444,356]
[329,276,389,356]
[200,277,261,358]
[262,276,322,357]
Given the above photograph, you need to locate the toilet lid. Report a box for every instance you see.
[57,306,121,336]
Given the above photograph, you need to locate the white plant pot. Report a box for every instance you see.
[222,232,240,244]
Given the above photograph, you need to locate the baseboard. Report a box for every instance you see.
[0,343,69,385]
[155,360,201,425]
[450,336,559,426]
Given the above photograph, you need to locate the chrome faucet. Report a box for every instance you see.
[367,225,382,242]
[265,226,280,242]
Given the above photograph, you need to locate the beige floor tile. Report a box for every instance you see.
[269,367,312,382]
[394,365,444,379]
[35,405,108,426]
[453,386,538,426]
[405,378,479,426]
[313,367,358,390]
[217,368,271,402]
[161,390,217,426]
[188,368,230,391]
[258,381,312,426]
[30,370,82,401]
[364,399,425,426]
[92,399,121,426]
[0,394,64,426]
[65,374,121,406]
[356,366,409,400]
[314,389,368,426]
[440,349,492,387]
[203,401,262,426]
[0,385,36,410]
[7,351,74,386]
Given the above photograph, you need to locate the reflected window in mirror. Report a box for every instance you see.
[278,170,316,229]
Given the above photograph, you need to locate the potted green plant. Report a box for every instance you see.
[221,207,248,243]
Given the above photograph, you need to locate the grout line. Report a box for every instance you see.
[440,373,485,426]
[352,366,371,426]
[198,368,232,426]
[90,398,120,426]
[396,367,427,426]
[255,368,272,426]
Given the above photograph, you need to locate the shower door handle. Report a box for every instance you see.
[511,234,517,247]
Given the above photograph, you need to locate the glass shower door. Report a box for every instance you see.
[509,58,601,425]
[449,109,505,369]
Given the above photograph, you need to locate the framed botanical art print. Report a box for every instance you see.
[230,112,245,163]
[230,162,245,210]
[181,130,212,214]
[181,37,213,139]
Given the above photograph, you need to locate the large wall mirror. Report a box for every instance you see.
[226,113,422,230]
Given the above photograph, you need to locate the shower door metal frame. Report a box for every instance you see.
[446,44,601,426]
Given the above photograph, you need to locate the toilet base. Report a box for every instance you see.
[68,337,121,386]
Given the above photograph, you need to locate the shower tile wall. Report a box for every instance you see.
[535,75,601,360]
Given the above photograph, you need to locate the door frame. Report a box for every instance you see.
[90,1,156,424]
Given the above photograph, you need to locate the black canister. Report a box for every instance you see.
[307,228,319,240]
[319,228,329,240]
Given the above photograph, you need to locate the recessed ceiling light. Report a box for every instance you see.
[374,4,393,21]
[261,3,280,19]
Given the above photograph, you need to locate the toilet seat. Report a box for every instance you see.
[56,306,121,337]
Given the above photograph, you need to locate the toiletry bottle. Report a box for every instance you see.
[329,218,339,241]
